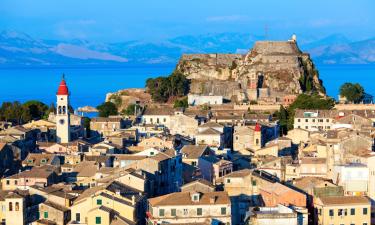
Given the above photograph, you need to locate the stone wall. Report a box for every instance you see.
[175,38,325,103]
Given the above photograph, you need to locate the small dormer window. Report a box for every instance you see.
[41,159,47,163]
[27,159,33,163]
[192,193,200,202]
[150,152,154,156]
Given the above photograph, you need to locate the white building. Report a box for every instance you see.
[188,94,223,106]
[147,191,231,225]
[247,204,299,225]
[56,77,71,143]
[294,110,334,131]
[334,163,369,195]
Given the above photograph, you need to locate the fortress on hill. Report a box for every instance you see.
[176,35,326,104]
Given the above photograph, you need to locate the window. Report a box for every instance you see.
[252,180,256,186]
[192,161,197,166]
[8,202,12,211]
[363,208,368,215]
[15,202,19,211]
[363,223,368,225]
[163,118,166,122]
[329,209,334,216]
[95,217,101,224]
[159,209,164,217]
[14,180,17,185]
[221,207,226,215]
[6,180,9,185]
[183,209,188,215]
[44,211,48,219]
[76,213,80,222]
[298,119,301,122]
[171,209,176,217]
[193,195,198,201]
[226,179,231,183]
[338,209,343,216]
[351,208,355,215]
[96,199,102,205]
[305,119,308,122]
[197,208,202,216]
[256,139,259,145]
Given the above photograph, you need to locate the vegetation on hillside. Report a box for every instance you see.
[96,102,118,117]
[146,71,190,102]
[339,82,365,103]
[108,94,122,107]
[173,97,188,108]
[122,104,142,116]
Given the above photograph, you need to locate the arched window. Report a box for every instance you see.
[9,202,12,211]
[62,106,66,114]
[58,106,62,114]
[15,202,19,211]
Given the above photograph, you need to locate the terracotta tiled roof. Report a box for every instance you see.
[199,121,224,128]
[319,196,370,205]
[301,157,326,164]
[148,191,230,206]
[91,117,122,122]
[198,128,222,135]
[181,145,209,159]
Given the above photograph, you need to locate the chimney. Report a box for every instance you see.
[132,195,135,205]
[209,196,216,204]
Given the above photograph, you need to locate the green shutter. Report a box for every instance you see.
[197,208,202,216]
[95,217,101,224]
[44,211,48,219]
[96,199,102,205]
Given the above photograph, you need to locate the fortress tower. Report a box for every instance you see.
[56,76,71,143]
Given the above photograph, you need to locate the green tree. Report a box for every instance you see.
[146,71,190,102]
[96,102,118,117]
[122,104,141,116]
[83,117,91,138]
[173,97,188,108]
[275,105,288,135]
[339,82,365,103]
[109,94,122,107]
[23,100,48,119]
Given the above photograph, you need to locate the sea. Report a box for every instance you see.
[0,64,374,109]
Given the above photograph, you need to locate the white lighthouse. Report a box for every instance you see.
[56,76,71,143]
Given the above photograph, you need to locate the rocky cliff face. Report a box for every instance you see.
[175,39,325,102]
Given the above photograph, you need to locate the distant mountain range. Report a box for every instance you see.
[0,30,374,67]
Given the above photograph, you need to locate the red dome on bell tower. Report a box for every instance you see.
[57,76,69,95]
[254,123,261,132]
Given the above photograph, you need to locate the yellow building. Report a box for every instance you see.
[314,196,371,225]
[70,181,146,225]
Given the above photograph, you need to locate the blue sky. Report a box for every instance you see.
[0,0,374,42]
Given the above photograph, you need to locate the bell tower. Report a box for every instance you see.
[253,123,262,150]
[56,75,71,143]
